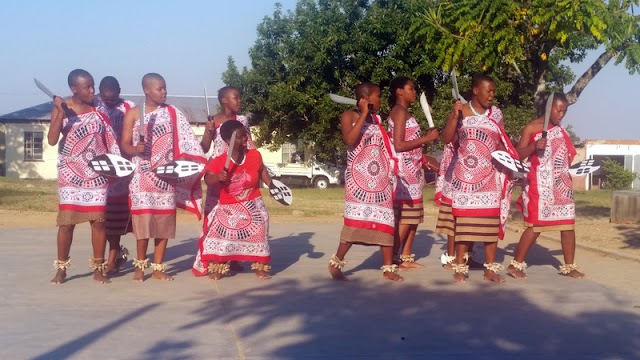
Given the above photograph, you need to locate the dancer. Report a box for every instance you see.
[387,77,438,269]
[121,73,205,282]
[508,92,584,279]
[192,86,256,276]
[328,82,403,282]
[198,120,273,280]
[95,76,135,275]
[48,69,121,284]
[440,74,518,283]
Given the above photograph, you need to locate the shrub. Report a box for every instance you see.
[601,159,637,190]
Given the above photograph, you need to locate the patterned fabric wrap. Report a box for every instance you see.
[519,126,576,226]
[203,115,256,219]
[388,116,424,204]
[195,197,270,267]
[343,113,397,235]
[57,109,121,212]
[95,98,135,199]
[434,143,456,205]
[129,105,206,219]
[442,106,518,239]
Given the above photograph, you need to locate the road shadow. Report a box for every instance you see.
[31,303,162,360]
[174,278,640,359]
[615,224,640,250]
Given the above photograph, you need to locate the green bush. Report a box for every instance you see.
[601,159,637,190]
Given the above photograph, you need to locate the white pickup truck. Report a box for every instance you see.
[265,161,342,189]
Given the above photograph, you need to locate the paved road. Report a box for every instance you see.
[1,220,639,360]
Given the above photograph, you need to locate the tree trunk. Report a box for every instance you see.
[566,51,614,105]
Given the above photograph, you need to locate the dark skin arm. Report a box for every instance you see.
[516,119,547,160]
[120,107,145,156]
[390,105,439,152]
[200,115,215,152]
[341,99,371,147]
[47,97,69,146]
[204,168,227,186]
[440,101,464,145]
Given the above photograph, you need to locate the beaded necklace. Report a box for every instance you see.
[469,100,489,117]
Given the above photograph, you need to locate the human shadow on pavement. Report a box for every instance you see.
[31,303,161,360]
[174,278,640,359]
[268,232,322,274]
[503,241,563,269]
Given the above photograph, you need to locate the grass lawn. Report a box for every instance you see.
[0,177,613,219]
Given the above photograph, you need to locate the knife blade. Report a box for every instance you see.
[138,104,145,142]
[329,93,357,106]
[204,83,211,120]
[419,92,435,129]
[542,93,554,139]
[450,69,465,121]
[34,78,70,112]
[224,129,237,172]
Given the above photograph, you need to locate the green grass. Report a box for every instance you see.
[0,178,614,220]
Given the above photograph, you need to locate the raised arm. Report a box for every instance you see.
[391,106,439,152]
[341,101,370,146]
[47,97,66,146]
[441,101,463,145]
[200,117,215,153]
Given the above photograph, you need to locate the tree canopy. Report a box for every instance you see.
[223,0,639,159]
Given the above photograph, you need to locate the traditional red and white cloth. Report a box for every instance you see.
[434,142,455,205]
[441,106,518,239]
[518,125,576,227]
[203,115,256,218]
[388,116,424,205]
[129,105,206,222]
[193,149,269,274]
[342,113,397,240]
[56,108,121,214]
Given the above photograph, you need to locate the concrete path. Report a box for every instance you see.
[1,219,639,360]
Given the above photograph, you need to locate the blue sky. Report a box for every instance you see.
[1,0,637,140]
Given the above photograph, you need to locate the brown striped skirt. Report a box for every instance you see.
[435,202,500,242]
[340,226,394,247]
[105,197,132,236]
[394,201,424,225]
[525,222,575,233]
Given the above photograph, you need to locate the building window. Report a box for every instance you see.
[281,142,297,164]
[24,131,44,161]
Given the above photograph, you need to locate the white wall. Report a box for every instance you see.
[4,123,57,179]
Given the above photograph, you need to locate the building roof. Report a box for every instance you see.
[0,95,220,124]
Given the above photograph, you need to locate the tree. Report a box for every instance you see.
[410,0,640,105]
[224,0,445,159]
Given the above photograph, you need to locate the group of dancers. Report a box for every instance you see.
[48,68,583,285]
[328,75,584,283]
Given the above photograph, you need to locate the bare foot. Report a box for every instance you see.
[229,261,244,272]
[328,265,348,281]
[453,272,466,283]
[399,261,426,271]
[484,270,506,283]
[507,265,527,279]
[50,270,67,284]
[151,270,174,281]
[255,270,271,280]
[442,262,454,270]
[93,270,111,284]
[208,272,225,280]
[133,268,145,282]
[562,269,585,279]
[383,272,404,282]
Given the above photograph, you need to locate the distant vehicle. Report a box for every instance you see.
[265,155,342,189]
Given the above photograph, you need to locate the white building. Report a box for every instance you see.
[573,139,640,191]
